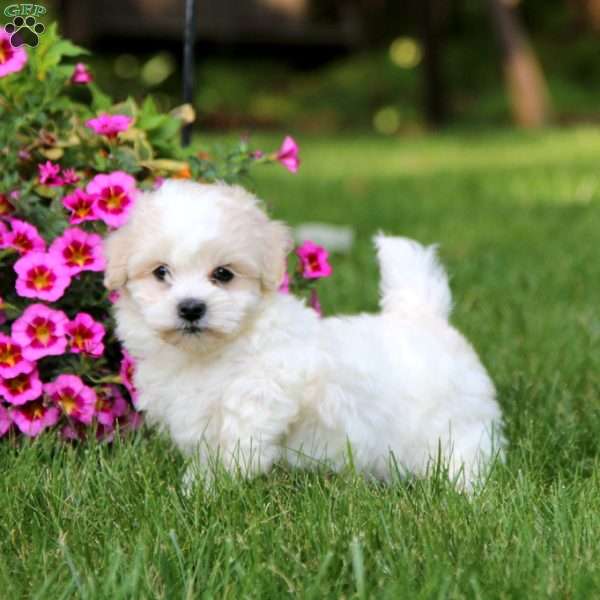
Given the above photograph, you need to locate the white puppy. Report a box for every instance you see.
[104,180,503,490]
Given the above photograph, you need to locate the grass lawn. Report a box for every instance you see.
[2,128,600,598]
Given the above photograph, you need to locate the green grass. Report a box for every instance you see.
[3,128,600,598]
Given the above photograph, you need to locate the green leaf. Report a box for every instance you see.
[89,83,112,111]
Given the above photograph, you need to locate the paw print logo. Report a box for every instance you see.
[5,16,45,48]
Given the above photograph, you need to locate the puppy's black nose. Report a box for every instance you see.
[177,299,207,322]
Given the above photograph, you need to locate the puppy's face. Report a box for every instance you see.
[104,181,291,354]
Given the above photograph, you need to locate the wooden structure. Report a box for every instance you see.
[53,0,362,47]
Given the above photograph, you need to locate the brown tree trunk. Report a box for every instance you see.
[488,0,552,128]
[569,0,600,32]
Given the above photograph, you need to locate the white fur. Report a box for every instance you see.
[105,180,504,490]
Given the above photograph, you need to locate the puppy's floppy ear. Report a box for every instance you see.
[103,226,131,290]
[261,219,293,291]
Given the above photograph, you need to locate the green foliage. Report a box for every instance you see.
[0,24,282,439]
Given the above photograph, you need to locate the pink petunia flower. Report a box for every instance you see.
[108,291,121,303]
[38,161,64,187]
[0,405,11,437]
[278,271,290,294]
[86,113,133,138]
[14,252,72,302]
[11,399,60,437]
[66,312,105,357]
[0,30,27,78]
[0,220,8,247]
[70,62,93,85]
[0,193,14,216]
[49,227,105,275]
[0,368,43,405]
[62,189,98,224]
[12,304,68,361]
[153,177,165,190]
[116,406,143,433]
[61,168,80,185]
[45,374,96,424]
[309,289,323,317]
[95,385,128,427]
[60,422,86,442]
[119,350,138,404]
[0,333,33,378]
[296,240,333,279]
[276,136,300,173]
[86,171,137,228]
[4,219,45,255]
[61,421,114,443]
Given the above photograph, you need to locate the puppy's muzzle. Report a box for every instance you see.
[177,299,207,323]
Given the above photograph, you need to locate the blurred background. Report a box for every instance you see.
[43,0,600,135]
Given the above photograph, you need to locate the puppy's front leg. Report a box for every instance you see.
[218,377,296,480]
[182,379,296,493]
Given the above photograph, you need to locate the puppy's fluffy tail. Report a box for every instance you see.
[374,234,452,319]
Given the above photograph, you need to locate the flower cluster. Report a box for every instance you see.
[278,240,333,316]
[0,25,318,442]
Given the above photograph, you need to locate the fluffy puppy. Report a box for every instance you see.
[104,180,504,490]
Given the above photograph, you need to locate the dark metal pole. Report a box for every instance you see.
[418,0,446,127]
[182,0,198,146]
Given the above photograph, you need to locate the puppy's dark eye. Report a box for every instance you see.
[211,266,234,283]
[153,265,169,281]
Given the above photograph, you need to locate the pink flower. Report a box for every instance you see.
[12,304,68,361]
[61,168,80,185]
[0,30,27,78]
[95,385,128,427]
[309,289,323,317]
[0,221,9,248]
[278,271,290,294]
[11,399,60,437]
[70,62,93,85]
[66,313,105,357]
[62,189,98,224]
[60,423,86,442]
[86,113,133,138]
[14,252,72,302]
[108,291,121,303]
[296,240,333,279]
[3,219,45,255]
[116,406,143,433]
[38,161,64,187]
[276,136,300,173]
[86,171,137,227]
[0,193,14,216]
[0,333,33,378]
[0,369,43,405]
[154,177,165,190]
[45,374,96,424]
[49,227,105,275]
[119,350,138,404]
[0,405,11,437]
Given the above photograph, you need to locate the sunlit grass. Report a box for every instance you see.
[2,128,600,597]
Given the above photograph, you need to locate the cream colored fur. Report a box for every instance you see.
[105,180,504,490]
